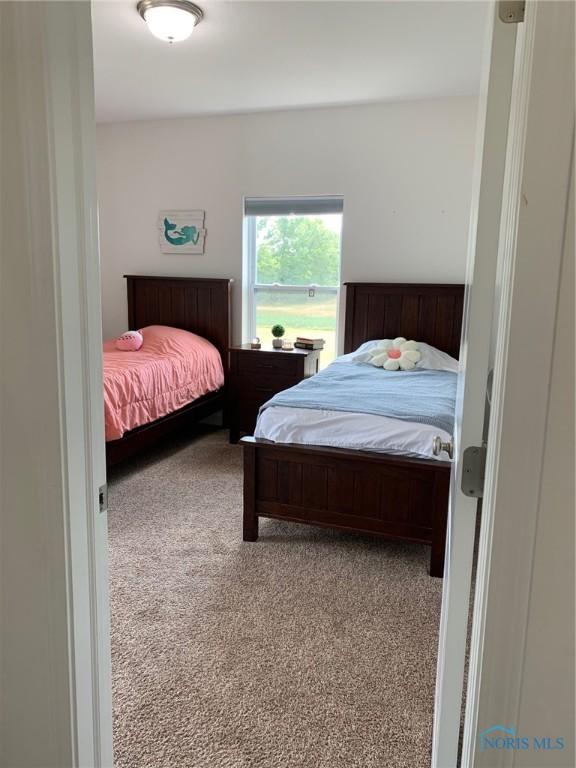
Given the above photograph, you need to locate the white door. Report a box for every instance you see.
[432,5,521,766]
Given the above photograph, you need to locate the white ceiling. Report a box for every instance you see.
[92,0,489,123]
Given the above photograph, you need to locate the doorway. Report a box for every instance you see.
[5,2,573,767]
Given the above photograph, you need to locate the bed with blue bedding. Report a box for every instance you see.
[257,361,457,453]
[241,281,465,577]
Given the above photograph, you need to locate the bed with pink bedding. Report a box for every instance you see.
[104,325,224,442]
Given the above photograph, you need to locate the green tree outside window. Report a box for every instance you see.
[256,216,340,286]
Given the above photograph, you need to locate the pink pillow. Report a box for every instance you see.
[115,330,143,351]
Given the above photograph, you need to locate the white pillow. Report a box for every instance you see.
[341,339,459,373]
[417,343,459,373]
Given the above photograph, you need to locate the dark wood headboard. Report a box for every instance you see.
[344,283,465,359]
[125,275,232,375]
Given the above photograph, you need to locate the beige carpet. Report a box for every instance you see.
[108,429,442,768]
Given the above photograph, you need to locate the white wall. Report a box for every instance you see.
[97,97,478,344]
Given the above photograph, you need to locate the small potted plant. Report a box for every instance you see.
[271,324,285,349]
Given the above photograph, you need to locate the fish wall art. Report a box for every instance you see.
[157,210,207,254]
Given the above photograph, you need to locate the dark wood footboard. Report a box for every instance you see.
[241,437,451,577]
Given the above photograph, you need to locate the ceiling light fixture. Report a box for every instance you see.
[137,0,203,43]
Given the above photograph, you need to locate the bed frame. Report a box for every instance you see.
[106,275,232,468]
[241,282,464,576]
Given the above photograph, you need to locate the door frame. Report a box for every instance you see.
[0,2,112,766]
[432,4,518,763]
[461,2,574,764]
[434,2,575,765]
[2,1,572,766]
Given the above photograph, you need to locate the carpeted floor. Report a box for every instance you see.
[108,428,442,768]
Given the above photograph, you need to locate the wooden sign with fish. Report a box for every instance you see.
[157,210,207,254]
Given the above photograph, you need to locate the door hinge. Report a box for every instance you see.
[499,1,525,23]
[98,484,108,513]
[461,444,487,498]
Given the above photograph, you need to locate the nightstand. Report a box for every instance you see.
[228,344,321,443]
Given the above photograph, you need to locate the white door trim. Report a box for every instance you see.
[0,3,113,765]
[47,6,113,763]
[462,1,575,765]
[432,5,518,764]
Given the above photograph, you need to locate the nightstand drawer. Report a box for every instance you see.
[231,374,297,397]
[234,392,273,432]
[234,350,300,377]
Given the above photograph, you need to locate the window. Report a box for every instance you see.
[244,196,343,367]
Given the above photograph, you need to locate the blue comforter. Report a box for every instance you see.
[260,361,457,434]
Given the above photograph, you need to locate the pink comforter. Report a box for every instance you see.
[103,325,224,441]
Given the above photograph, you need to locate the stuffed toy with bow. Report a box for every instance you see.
[368,337,421,371]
